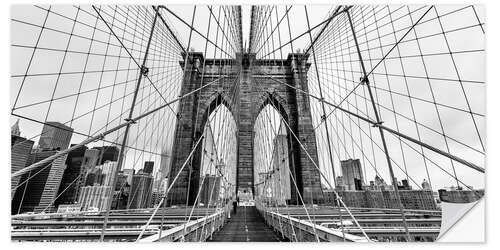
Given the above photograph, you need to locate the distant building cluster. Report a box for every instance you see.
[324,189,438,211]
[11,121,74,214]
[438,186,484,203]
[324,158,483,210]
[10,120,172,214]
[10,119,484,215]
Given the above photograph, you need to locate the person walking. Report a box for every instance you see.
[232,198,237,214]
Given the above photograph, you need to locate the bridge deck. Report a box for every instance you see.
[209,206,286,242]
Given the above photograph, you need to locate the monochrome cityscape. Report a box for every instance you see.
[10,4,485,242]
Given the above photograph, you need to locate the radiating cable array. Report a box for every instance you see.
[249,4,484,242]
[10,4,484,242]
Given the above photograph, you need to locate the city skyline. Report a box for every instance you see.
[9,3,486,243]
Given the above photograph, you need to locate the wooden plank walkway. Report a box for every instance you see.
[208,206,287,242]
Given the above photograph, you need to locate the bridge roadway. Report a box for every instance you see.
[209,206,286,242]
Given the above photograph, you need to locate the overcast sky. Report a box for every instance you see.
[10,4,485,194]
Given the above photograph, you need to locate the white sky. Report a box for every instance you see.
[10,4,485,194]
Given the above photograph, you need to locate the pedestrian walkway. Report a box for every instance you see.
[208,206,287,242]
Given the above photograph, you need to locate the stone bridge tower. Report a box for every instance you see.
[167,52,323,206]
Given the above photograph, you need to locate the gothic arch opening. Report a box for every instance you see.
[253,100,296,205]
[198,103,237,206]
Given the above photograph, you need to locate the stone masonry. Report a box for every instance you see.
[167,52,323,205]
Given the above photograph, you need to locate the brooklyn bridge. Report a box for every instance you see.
[10,4,485,242]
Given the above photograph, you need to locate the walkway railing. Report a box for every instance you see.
[258,207,370,242]
[139,206,230,242]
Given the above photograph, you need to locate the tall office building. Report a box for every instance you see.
[199,174,222,206]
[127,170,153,209]
[55,145,88,207]
[112,171,131,209]
[92,146,120,165]
[11,135,34,197]
[11,150,68,214]
[77,185,112,211]
[272,134,291,205]
[99,161,118,186]
[115,171,130,191]
[79,147,119,187]
[341,159,365,191]
[200,125,216,176]
[122,168,135,186]
[78,149,100,192]
[15,121,74,213]
[77,161,124,211]
[84,167,102,186]
[257,172,268,198]
[11,119,21,136]
[38,122,73,150]
[159,177,169,194]
[143,161,154,174]
[150,191,162,207]
[159,148,171,180]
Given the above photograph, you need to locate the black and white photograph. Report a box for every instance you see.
[4,0,495,246]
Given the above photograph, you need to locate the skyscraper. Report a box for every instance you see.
[92,146,120,165]
[55,145,88,207]
[127,170,153,209]
[99,161,118,187]
[122,168,135,186]
[84,167,101,186]
[143,161,154,174]
[159,148,171,180]
[257,172,268,197]
[12,121,73,214]
[199,174,222,206]
[78,148,100,191]
[341,159,365,191]
[38,122,73,150]
[11,119,21,136]
[77,185,112,211]
[11,135,34,197]
[11,150,68,214]
[113,171,131,209]
[272,134,291,205]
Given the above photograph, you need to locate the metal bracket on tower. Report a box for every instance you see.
[141,65,149,76]
[124,118,137,124]
[360,76,369,85]
[371,121,384,128]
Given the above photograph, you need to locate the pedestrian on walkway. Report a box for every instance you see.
[232,199,237,214]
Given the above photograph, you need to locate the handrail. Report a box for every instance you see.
[139,207,228,242]
[260,209,370,242]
